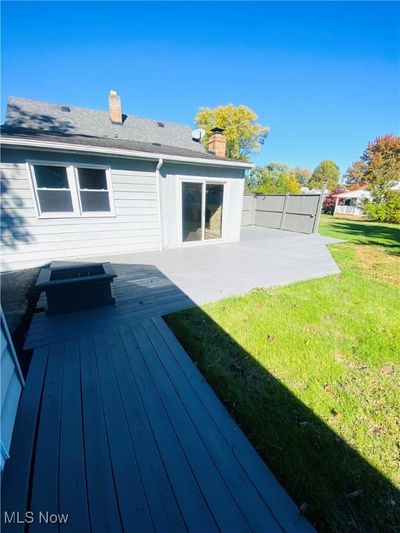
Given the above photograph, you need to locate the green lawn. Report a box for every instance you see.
[166,216,400,532]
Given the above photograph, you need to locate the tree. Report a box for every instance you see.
[309,160,340,190]
[345,135,400,197]
[322,185,346,214]
[344,135,400,223]
[194,104,269,161]
[294,167,312,187]
[250,162,301,194]
[244,170,259,192]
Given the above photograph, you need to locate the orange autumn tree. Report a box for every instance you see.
[345,134,400,193]
[345,135,400,223]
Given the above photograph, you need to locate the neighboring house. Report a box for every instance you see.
[0,92,251,272]
[333,189,371,218]
[300,186,326,195]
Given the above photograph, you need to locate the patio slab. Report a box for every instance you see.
[82,226,341,306]
[24,226,340,349]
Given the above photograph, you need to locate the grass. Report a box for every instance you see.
[166,216,400,532]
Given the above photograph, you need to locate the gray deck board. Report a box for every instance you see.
[80,335,122,532]
[150,317,312,532]
[24,227,339,350]
[2,321,314,531]
[4,227,326,531]
[1,347,48,533]
[118,323,218,532]
[59,339,91,532]
[93,334,153,533]
[29,343,64,533]
[3,317,312,533]
[143,318,283,531]
[106,328,186,532]
[132,323,251,532]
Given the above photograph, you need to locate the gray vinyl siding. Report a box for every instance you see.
[159,163,245,249]
[1,149,160,271]
[1,308,24,472]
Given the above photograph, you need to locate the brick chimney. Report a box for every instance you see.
[208,127,226,157]
[109,90,122,124]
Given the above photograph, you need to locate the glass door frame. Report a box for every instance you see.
[177,177,228,246]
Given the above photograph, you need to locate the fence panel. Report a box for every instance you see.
[242,191,323,234]
[241,195,255,226]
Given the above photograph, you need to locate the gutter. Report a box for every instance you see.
[155,158,163,251]
[0,136,253,170]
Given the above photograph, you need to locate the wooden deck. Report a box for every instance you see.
[25,264,193,349]
[2,317,313,532]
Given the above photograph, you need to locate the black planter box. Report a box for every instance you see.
[36,261,117,316]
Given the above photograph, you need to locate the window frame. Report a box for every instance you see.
[27,161,115,218]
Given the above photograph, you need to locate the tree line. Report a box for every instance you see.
[245,160,339,194]
[195,103,399,223]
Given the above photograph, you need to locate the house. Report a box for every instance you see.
[333,189,371,218]
[0,92,251,272]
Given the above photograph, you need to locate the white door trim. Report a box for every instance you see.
[176,177,229,247]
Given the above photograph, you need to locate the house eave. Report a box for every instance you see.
[0,136,253,170]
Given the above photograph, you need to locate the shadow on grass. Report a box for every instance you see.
[321,219,400,254]
[166,307,400,532]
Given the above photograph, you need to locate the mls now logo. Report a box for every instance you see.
[3,512,69,524]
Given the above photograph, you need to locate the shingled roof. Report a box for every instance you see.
[1,96,244,163]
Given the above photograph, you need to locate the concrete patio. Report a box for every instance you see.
[24,226,339,349]
[94,225,341,305]
[25,227,339,349]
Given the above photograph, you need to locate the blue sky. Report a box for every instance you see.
[1,1,399,174]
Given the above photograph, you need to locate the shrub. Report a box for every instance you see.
[363,191,400,224]
[322,186,346,214]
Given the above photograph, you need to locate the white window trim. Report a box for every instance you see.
[176,176,230,247]
[27,161,115,218]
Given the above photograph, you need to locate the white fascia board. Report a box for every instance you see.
[0,137,253,170]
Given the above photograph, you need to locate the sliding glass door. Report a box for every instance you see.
[182,182,203,242]
[181,181,224,243]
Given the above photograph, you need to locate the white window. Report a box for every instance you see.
[28,162,115,218]
[76,167,111,213]
[32,165,74,213]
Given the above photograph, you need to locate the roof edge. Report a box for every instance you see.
[0,136,253,169]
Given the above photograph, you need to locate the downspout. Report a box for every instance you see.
[155,158,164,250]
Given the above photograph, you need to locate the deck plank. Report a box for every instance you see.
[79,335,122,533]
[1,347,49,533]
[150,316,313,532]
[118,323,218,532]
[29,342,65,533]
[59,339,90,532]
[132,323,253,532]
[25,295,193,349]
[142,318,282,531]
[105,328,186,533]
[93,334,154,533]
